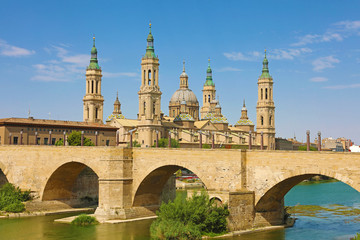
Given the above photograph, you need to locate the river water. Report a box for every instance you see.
[0,181,359,240]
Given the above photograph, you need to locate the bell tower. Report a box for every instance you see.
[83,36,104,123]
[137,22,162,147]
[200,59,216,119]
[256,50,275,150]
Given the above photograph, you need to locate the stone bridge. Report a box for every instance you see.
[0,145,359,230]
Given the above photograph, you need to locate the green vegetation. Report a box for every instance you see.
[351,233,360,240]
[202,144,211,149]
[67,131,95,146]
[298,145,317,151]
[71,214,99,226]
[130,140,141,147]
[55,139,64,146]
[153,138,180,148]
[175,169,182,177]
[0,183,31,213]
[150,190,229,239]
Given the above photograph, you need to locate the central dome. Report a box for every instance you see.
[170,88,198,104]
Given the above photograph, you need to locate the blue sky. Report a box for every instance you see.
[0,1,359,144]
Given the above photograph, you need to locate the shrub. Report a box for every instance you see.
[202,144,211,149]
[351,233,360,240]
[0,183,31,213]
[55,139,64,146]
[71,214,99,226]
[150,190,229,239]
[129,140,141,147]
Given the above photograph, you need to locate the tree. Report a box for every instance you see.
[55,139,63,146]
[298,145,317,151]
[153,138,180,148]
[150,190,229,239]
[67,131,95,146]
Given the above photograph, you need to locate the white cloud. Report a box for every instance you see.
[0,39,35,57]
[310,77,328,82]
[270,48,312,60]
[323,83,360,89]
[292,20,360,46]
[217,67,242,72]
[312,56,340,72]
[32,45,89,82]
[223,51,260,61]
[102,72,138,78]
[224,48,311,61]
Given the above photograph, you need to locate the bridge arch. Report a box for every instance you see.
[255,169,359,213]
[133,164,208,207]
[42,161,100,207]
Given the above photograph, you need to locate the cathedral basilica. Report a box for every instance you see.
[83,23,276,150]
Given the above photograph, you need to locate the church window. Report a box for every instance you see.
[143,70,146,85]
[208,95,210,103]
[265,88,268,99]
[153,102,156,114]
[269,88,271,100]
[148,70,151,85]
[91,81,94,93]
[96,81,98,94]
[154,70,156,84]
[95,108,98,119]
[88,81,90,93]
[204,95,206,103]
[261,116,264,125]
[143,102,146,113]
[261,89,263,100]
[269,116,272,126]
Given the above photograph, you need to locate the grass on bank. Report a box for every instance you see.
[150,190,229,240]
[0,183,31,213]
[71,214,99,226]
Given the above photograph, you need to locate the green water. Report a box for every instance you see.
[0,181,359,240]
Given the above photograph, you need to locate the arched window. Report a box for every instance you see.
[261,116,264,125]
[91,81,94,94]
[261,89,263,100]
[148,70,151,85]
[208,95,211,103]
[265,88,268,100]
[95,108,98,119]
[96,81,98,94]
[154,70,156,85]
[143,102,146,114]
[204,95,206,103]
[269,88,271,100]
[153,102,156,114]
[269,115,272,126]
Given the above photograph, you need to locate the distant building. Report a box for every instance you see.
[275,138,293,150]
[0,117,117,146]
[350,145,360,152]
[322,137,344,152]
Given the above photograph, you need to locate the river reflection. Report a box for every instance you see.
[0,181,359,240]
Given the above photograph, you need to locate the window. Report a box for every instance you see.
[44,138,48,145]
[204,95,206,103]
[208,95,210,103]
[154,70,156,84]
[261,116,264,125]
[52,138,56,145]
[95,108,98,119]
[269,116,272,126]
[91,81,94,93]
[153,102,156,114]
[269,88,271,100]
[106,140,110,146]
[265,88,268,99]
[13,137,18,145]
[96,81,98,94]
[36,137,40,145]
[261,89,263,100]
[173,110,175,117]
[148,70,151,85]
[143,102,146,113]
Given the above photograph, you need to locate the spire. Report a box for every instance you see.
[243,99,246,108]
[113,91,121,115]
[204,58,215,86]
[241,98,248,120]
[183,60,185,72]
[260,49,271,79]
[88,36,100,70]
[145,21,156,58]
[180,60,188,88]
